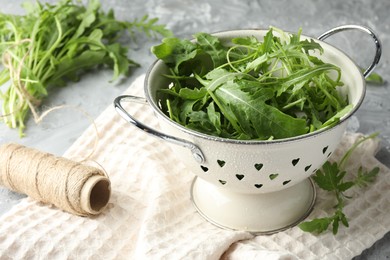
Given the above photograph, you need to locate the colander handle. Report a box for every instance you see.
[318,25,381,78]
[114,95,206,164]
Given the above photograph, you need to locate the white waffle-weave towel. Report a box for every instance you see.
[0,75,389,259]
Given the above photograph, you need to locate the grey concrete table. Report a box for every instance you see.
[0,0,389,259]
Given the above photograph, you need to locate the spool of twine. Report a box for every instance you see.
[0,143,111,216]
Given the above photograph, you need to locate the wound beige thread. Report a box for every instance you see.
[0,143,111,216]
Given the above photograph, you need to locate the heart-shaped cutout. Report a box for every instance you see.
[254,163,263,171]
[304,164,312,172]
[201,166,209,172]
[283,180,291,185]
[217,160,226,167]
[269,173,279,180]
[236,174,245,180]
[322,146,328,154]
[254,184,263,189]
[219,180,227,185]
[292,158,300,166]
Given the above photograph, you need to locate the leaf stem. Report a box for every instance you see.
[339,132,379,170]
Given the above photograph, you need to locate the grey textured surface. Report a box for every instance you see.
[0,0,389,259]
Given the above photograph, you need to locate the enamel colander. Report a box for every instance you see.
[114,25,381,234]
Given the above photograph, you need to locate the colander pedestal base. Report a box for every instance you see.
[190,177,316,235]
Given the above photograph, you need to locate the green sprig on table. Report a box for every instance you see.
[0,0,172,136]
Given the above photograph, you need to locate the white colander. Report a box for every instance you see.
[114,25,381,234]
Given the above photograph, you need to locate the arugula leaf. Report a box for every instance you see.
[73,0,100,39]
[277,63,341,95]
[299,207,348,235]
[152,28,352,140]
[299,133,380,235]
[206,101,222,135]
[127,15,173,39]
[353,166,380,188]
[194,32,227,68]
[151,38,197,74]
[298,216,333,234]
[211,79,308,139]
[363,70,385,85]
[312,162,347,191]
[178,87,208,100]
[0,0,172,136]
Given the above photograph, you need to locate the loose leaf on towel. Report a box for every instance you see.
[299,208,348,235]
[299,133,380,235]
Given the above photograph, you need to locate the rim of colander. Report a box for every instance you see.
[144,28,366,145]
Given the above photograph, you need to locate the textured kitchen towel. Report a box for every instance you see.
[0,75,389,260]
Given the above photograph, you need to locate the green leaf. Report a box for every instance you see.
[206,101,222,134]
[332,215,340,234]
[244,53,268,72]
[340,212,349,227]
[106,43,136,81]
[0,0,172,135]
[300,38,323,54]
[321,104,353,128]
[187,110,218,134]
[73,0,100,39]
[364,71,384,85]
[339,133,379,169]
[277,63,340,96]
[299,208,349,235]
[51,50,107,82]
[151,37,198,74]
[312,161,341,191]
[262,29,275,53]
[152,28,351,141]
[212,78,308,139]
[194,32,227,68]
[301,134,379,235]
[179,99,198,123]
[298,217,332,233]
[337,181,354,192]
[64,29,106,57]
[178,87,207,100]
[333,209,349,234]
[127,14,173,39]
[200,68,245,92]
[354,166,380,188]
